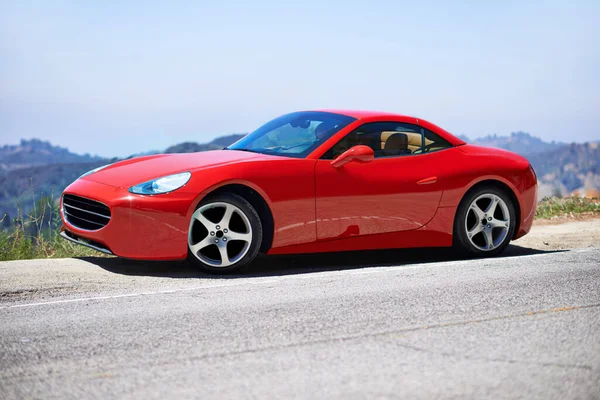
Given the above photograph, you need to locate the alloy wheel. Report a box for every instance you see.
[188,202,253,267]
[464,193,510,251]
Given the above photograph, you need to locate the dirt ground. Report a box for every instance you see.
[514,215,600,251]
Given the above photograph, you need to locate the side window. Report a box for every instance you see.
[322,122,453,159]
[423,129,452,153]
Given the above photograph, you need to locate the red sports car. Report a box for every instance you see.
[60,110,538,273]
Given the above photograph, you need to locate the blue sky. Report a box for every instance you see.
[1,0,599,157]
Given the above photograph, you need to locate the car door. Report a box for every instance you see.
[314,122,449,241]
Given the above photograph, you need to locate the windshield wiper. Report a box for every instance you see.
[225,148,262,153]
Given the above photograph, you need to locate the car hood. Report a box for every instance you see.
[82,150,272,188]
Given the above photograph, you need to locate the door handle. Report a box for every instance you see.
[417,176,437,185]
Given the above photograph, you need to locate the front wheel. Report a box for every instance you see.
[453,187,516,257]
[187,193,262,273]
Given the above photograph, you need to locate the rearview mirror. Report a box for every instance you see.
[331,145,374,168]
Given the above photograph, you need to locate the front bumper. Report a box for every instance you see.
[60,230,114,255]
[60,179,199,260]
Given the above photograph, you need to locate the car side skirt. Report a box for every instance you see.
[267,206,456,255]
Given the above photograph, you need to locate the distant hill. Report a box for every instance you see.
[0,134,246,222]
[0,139,104,175]
[459,132,598,198]
[0,160,107,222]
[527,142,600,198]
[460,131,564,156]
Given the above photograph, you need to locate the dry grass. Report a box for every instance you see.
[0,188,105,261]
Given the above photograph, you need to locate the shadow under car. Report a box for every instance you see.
[79,244,565,279]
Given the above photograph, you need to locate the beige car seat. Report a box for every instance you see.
[380,131,433,153]
[382,133,411,156]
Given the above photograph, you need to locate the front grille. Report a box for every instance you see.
[62,194,111,230]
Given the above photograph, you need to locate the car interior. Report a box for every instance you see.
[329,129,451,159]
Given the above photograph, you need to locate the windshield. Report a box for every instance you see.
[227,111,356,158]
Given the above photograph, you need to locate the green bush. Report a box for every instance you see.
[536,196,600,219]
[0,190,106,261]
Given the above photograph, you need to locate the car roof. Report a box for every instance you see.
[313,109,417,119]
[309,109,466,148]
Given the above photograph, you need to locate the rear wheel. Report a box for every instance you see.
[187,193,262,273]
[454,186,516,257]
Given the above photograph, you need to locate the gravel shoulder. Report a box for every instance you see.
[514,217,600,251]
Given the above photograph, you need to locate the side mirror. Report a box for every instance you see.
[331,145,374,168]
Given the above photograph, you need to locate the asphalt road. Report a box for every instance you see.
[1,246,599,399]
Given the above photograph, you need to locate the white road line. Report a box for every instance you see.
[0,280,276,310]
[1,248,596,310]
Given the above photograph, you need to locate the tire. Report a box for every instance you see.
[453,186,516,257]
[187,193,262,274]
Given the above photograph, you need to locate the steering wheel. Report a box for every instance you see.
[423,142,439,153]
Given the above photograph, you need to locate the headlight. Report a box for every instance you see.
[128,172,191,195]
[79,164,110,179]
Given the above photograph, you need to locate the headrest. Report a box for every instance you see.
[380,131,433,147]
[385,133,408,148]
[383,133,409,156]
